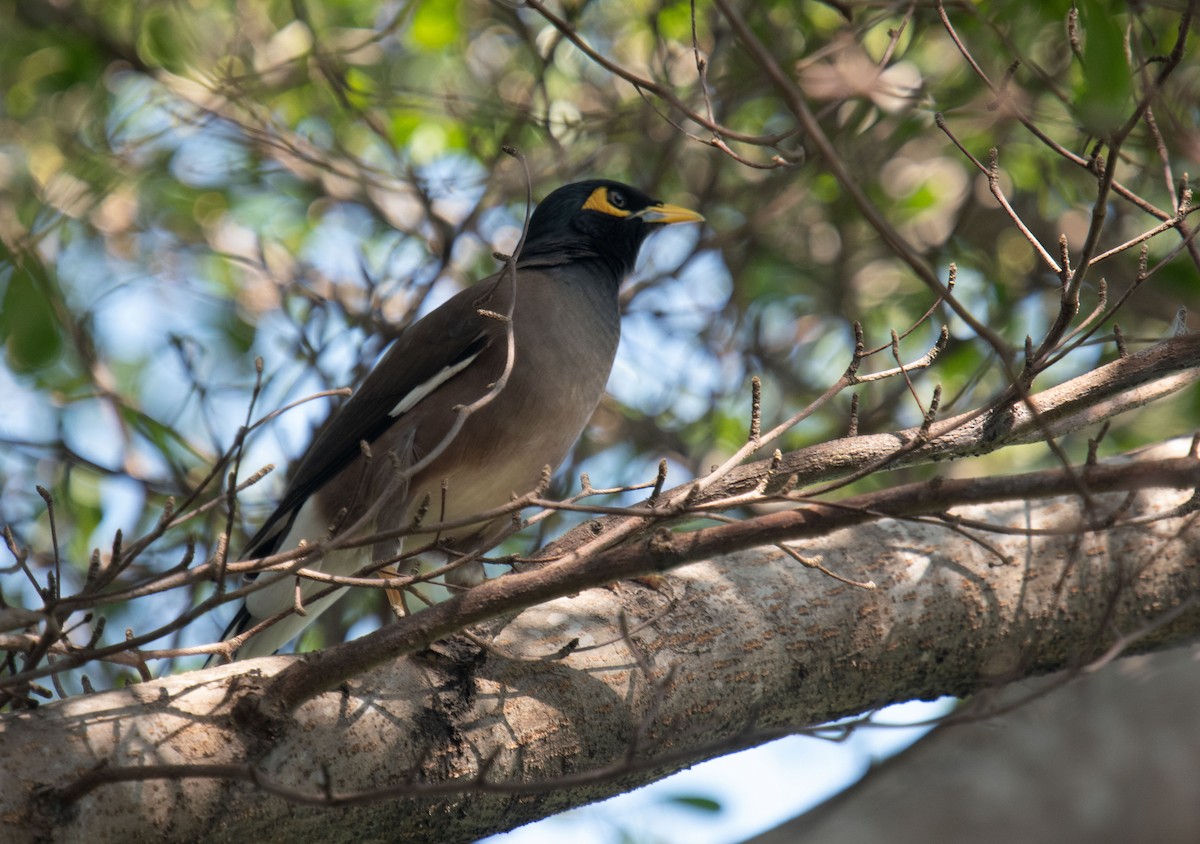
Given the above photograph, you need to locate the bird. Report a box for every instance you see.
[215,179,704,660]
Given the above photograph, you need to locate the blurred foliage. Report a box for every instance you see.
[0,0,1197,703]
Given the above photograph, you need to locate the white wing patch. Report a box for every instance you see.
[388,350,482,418]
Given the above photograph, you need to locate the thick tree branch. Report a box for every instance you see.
[546,331,1200,554]
[3,463,1198,842]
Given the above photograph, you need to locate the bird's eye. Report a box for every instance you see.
[608,189,627,209]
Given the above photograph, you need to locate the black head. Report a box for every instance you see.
[517,180,704,278]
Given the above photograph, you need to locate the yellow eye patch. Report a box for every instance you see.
[581,186,632,218]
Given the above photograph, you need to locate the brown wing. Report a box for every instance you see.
[242,273,509,558]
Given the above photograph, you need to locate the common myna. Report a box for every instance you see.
[217,179,703,660]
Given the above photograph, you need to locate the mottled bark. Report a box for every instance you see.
[3,473,1198,843]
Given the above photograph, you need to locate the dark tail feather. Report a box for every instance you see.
[204,604,255,667]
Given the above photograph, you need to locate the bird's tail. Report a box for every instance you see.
[203,604,255,668]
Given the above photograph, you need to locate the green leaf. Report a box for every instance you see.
[0,252,64,374]
[137,8,183,71]
[656,0,695,41]
[119,404,209,465]
[1076,0,1132,135]
[664,794,723,814]
[409,0,460,51]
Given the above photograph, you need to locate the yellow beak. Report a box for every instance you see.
[636,202,705,225]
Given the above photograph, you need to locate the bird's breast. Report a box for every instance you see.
[407,268,621,536]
